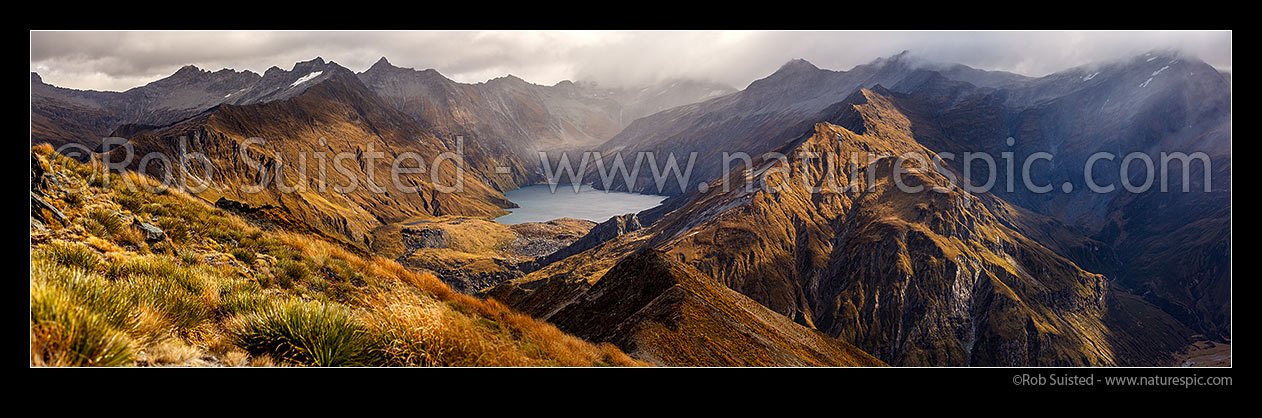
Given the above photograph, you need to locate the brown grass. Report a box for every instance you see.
[31,145,645,367]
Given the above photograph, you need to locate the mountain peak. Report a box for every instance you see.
[368,56,399,72]
[778,58,819,73]
[173,64,205,77]
[292,57,328,72]
[489,74,528,85]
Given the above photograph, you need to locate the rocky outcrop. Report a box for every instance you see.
[399,228,450,253]
[524,213,642,272]
[214,197,279,214]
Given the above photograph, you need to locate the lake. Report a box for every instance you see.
[493,184,667,225]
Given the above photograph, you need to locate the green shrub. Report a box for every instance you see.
[64,191,84,207]
[229,299,378,366]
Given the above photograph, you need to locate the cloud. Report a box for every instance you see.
[30,30,1231,92]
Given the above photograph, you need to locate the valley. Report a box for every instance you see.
[30,40,1230,368]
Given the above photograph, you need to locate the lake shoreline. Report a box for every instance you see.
[493,184,667,225]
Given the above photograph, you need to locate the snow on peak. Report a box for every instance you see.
[290,71,323,88]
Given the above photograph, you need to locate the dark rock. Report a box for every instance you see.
[397,228,451,259]
[215,197,278,214]
[525,213,642,272]
[133,219,166,242]
[31,192,67,224]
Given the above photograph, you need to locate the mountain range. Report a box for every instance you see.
[30,50,1230,366]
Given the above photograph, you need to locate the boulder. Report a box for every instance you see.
[133,219,166,242]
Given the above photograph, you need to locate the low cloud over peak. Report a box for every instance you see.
[31,31,1231,92]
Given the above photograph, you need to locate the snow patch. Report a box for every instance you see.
[1152,65,1170,77]
[1146,56,1159,62]
[290,71,323,88]
[1082,71,1099,82]
[1139,77,1154,88]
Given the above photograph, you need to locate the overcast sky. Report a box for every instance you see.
[30,31,1232,92]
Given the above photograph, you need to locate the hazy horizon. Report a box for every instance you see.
[31,30,1231,92]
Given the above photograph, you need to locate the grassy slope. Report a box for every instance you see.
[29,144,643,367]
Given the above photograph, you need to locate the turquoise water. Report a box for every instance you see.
[494,184,667,225]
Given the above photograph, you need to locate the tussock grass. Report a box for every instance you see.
[229,248,256,265]
[31,146,646,367]
[228,298,376,366]
[86,208,124,236]
[30,280,134,367]
[38,241,101,272]
[155,217,189,245]
[273,259,310,288]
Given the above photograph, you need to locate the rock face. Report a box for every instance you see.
[525,213,643,272]
[29,59,347,150]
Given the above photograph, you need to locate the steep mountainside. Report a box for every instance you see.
[588,51,1230,343]
[590,53,935,195]
[861,52,1232,340]
[494,89,1194,366]
[102,63,527,247]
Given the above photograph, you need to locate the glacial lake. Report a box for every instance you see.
[493,184,667,225]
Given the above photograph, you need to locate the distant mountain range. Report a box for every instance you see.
[32,57,734,165]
